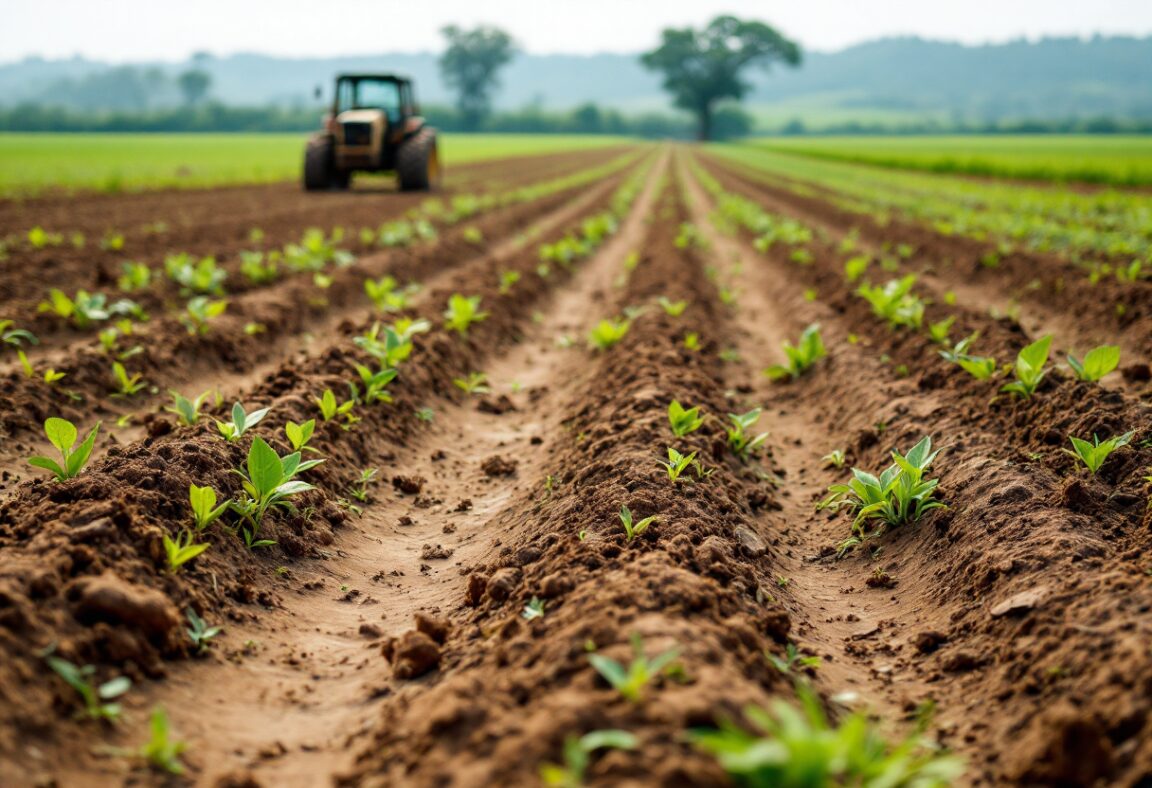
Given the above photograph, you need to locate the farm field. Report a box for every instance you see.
[0,133,634,197]
[0,138,1150,788]
[746,134,1152,186]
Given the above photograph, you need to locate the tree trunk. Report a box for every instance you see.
[696,103,713,141]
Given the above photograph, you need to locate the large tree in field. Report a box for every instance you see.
[439,25,517,132]
[641,16,800,141]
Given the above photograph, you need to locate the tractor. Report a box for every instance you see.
[303,74,440,192]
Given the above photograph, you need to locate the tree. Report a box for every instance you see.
[177,70,212,107]
[439,25,516,132]
[641,15,800,141]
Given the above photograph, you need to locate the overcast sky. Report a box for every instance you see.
[4,0,1152,62]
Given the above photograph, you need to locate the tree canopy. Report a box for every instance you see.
[439,25,517,132]
[641,15,800,140]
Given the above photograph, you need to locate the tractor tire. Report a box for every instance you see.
[303,135,348,191]
[396,128,441,192]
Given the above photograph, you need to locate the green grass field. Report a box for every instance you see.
[746,135,1152,186]
[0,133,634,197]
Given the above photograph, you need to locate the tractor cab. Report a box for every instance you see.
[304,73,440,192]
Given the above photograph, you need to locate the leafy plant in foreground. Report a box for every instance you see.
[44,652,131,721]
[765,324,826,381]
[819,436,945,543]
[668,400,705,437]
[1065,430,1136,475]
[659,447,697,484]
[618,505,657,541]
[443,294,489,335]
[727,409,769,460]
[1067,345,1120,382]
[589,633,680,703]
[1000,335,1052,399]
[189,484,229,531]
[690,683,963,788]
[28,418,100,481]
[230,436,323,544]
[539,730,638,787]
[163,530,209,573]
[216,401,269,442]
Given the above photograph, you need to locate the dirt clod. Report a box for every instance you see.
[70,572,179,638]
[480,456,518,477]
[383,630,441,679]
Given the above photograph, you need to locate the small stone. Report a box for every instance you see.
[990,587,1047,618]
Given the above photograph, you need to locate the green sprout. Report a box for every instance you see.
[1065,430,1135,475]
[216,401,270,441]
[28,418,100,481]
[588,633,680,703]
[727,409,769,460]
[539,730,638,787]
[1001,335,1052,399]
[660,446,697,484]
[668,400,705,437]
[765,324,826,381]
[43,652,131,722]
[618,505,658,541]
[1067,345,1120,382]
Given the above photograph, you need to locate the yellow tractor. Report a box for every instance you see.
[303,74,440,191]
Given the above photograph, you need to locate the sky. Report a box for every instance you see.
[3,0,1152,62]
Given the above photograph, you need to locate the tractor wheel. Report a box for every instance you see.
[396,128,440,192]
[303,135,348,191]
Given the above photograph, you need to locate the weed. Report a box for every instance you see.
[216,401,270,442]
[727,409,769,460]
[618,505,657,541]
[765,324,826,381]
[767,643,821,674]
[589,633,680,703]
[539,730,638,787]
[1065,430,1136,474]
[43,652,130,721]
[1001,335,1052,399]
[444,294,489,335]
[668,400,705,437]
[820,436,945,544]
[1067,345,1120,382]
[660,447,697,483]
[454,371,491,395]
[186,608,222,654]
[163,530,209,573]
[691,683,963,787]
[28,418,100,481]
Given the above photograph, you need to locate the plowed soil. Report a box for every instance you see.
[1,143,1149,788]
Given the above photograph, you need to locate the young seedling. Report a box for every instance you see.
[364,276,419,313]
[43,652,131,722]
[285,419,318,453]
[239,250,279,284]
[137,707,187,775]
[110,361,146,397]
[165,253,227,296]
[522,597,547,621]
[28,418,100,481]
[349,364,397,405]
[820,436,945,543]
[498,270,521,295]
[658,296,688,317]
[1001,335,1052,399]
[659,447,697,484]
[186,608,222,654]
[230,436,323,543]
[443,294,489,335]
[1065,430,1135,475]
[180,296,228,336]
[189,484,229,531]
[822,449,846,469]
[163,530,209,573]
[216,401,270,441]
[539,730,638,787]
[939,336,998,380]
[316,389,355,423]
[588,318,630,350]
[857,275,926,329]
[683,332,700,351]
[668,400,705,437]
[927,316,955,345]
[165,389,214,426]
[1067,345,1121,382]
[349,467,378,503]
[588,633,681,703]
[691,683,964,787]
[0,318,37,349]
[767,642,821,674]
[454,371,491,395]
[17,350,66,384]
[727,409,769,460]
[618,505,657,541]
[765,324,826,381]
[38,289,143,329]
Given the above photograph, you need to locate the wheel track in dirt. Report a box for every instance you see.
[683,149,1152,786]
[0,150,657,785]
[704,153,1152,373]
[0,155,646,485]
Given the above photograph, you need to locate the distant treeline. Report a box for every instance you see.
[0,101,756,139]
[777,118,1152,136]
